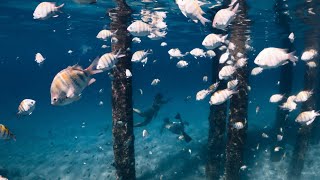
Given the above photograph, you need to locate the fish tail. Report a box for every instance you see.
[115,49,126,59]
[198,15,211,25]
[86,57,103,75]
[222,34,229,44]
[232,3,239,13]
[56,3,65,9]
[288,51,298,66]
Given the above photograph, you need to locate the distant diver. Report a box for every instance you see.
[160,113,192,143]
[133,93,170,127]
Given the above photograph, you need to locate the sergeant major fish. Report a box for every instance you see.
[18,99,36,116]
[95,50,125,72]
[0,124,16,141]
[33,2,64,20]
[50,60,102,106]
[212,3,239,30]
[254,48,298,69]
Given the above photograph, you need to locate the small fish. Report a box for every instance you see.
[35,53,45,65]
[95,50,125,72]
[96,29,116,40]
[18,99,36,116]
[101,45,108,49]
[127,20,153,36]
[306,61,317,68]
[274,146,282,152]
[148,31,167,40]
[68,50,73,54]
[209,89,237,105]
[240,165,247,171]
[301,49,317,61]
[228,42,236,50]
[125,69,132,78]
[218,65,236,80]
[288,32,294,43]
[202,34,228,50]
[142,129,149,138]
[132,37,141,43]
[277,134,283,141]
[203,76,208,82]
[219,50,230,64]
[227,79,238,90]
[206,50,216,58]
[262,133,269,138]
[0,124,15,141]
[190,48,206,58]
[280,101,297,112]
[0,175,8,180]
[168,48,187,59]
[287,95,297,102]
[196,89,211,101]
[256,106,260,114]
[212,3,239,30]
[269,94,284,103]
[295,90,312,103]
[160,42,167,46]
[176,0,210,25]
[151,79,160,86]
[33,2,64,20]
[176,60,188,68]
[132,50,151,65]
[235,58,247,68]
[50,60,102,106]
[254,48,298,69]
[139,89,143,95]
[295,110,320,126]
[99,101,103,106]
[233,122,244,130]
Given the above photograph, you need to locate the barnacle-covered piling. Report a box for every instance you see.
[109,0,136,179]
[270,0,295,162]
[288,0,320,178]
[206,49,227,179]
[224,0,250,179]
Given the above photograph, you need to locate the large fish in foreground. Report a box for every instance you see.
[0,124,16,141]
[33,2,64,20]
[50,60,102,106]
[176,0,210,25]
[254,48,298,69]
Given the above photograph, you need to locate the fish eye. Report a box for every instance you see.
[53,98,57,102]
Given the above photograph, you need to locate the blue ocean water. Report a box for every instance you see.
[0,0,319,179]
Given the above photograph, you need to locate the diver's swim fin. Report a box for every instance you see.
[182,131,192,143]
[175,113,181,120]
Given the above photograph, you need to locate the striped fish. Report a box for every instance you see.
[96,29,116,40]
[95,50,125,72]
[131,50,151,65]
[127,20,153,37]
[212,3,239,30]
[0,124,15,141]
[50,60,102,106]
[209,89,238,105]
[176,0,210,25]
[18,99,36,116]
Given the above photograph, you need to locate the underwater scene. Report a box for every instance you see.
[0,0,320,179]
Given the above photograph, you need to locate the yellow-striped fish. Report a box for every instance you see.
[0,124,16,141]
[50,59,102,106]
[17,99,36,116]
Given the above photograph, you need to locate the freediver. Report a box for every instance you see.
[133,93,170,127]
[160,113,192,143]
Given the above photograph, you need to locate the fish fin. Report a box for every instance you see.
[88,78,96,86]
[115,49,126,59]
[86,57,103,75]
[112,29,118,35]
[198,15,211,25]
[67,88,75,98]
[56,3,65,9]
[232,3,240,13]
[282,61,289,66]
[71,64,83,71]
[288,51,298,66]
[133,108,143,116]
[306,118,316,126]
[182,131,192,143]
[221,34,229,44]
